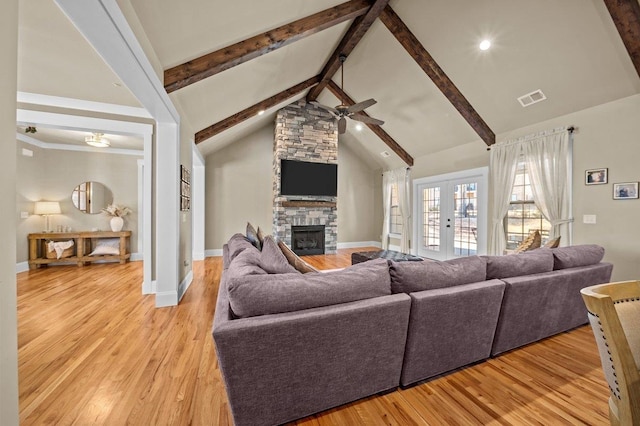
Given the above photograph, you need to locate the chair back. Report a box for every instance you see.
[581,281,640,425]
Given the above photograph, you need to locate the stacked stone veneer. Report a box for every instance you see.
[273,100,338,253]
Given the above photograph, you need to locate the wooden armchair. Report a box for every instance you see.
[581,281,640,425]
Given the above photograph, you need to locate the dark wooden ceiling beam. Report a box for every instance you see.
[306,0,390,102]
[379,6,495,146]
[195,76,321,143]
[164,0,370,93]
[328,80,414,166]
[602,0,640,78]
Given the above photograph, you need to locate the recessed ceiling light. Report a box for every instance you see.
[257,110,265,116]
[355,123,363,131]
[479,40,491,51]
[380,151,390,158]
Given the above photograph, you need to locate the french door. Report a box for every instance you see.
[413,168,488,261]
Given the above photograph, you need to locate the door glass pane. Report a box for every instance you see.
[422,187,440,252]
[453,182,478,256]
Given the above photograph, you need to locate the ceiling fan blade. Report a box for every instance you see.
[347,98,376,113]
[310,101,339,115]
[338,117,347,134]
[350,114,384,126]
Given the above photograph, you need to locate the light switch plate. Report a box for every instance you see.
[20,211,29,219]
[583,214,597,224]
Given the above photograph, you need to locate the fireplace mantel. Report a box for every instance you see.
[281,200,337,208]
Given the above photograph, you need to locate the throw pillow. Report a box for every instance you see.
[227,258,391,318]
[389,256,487,294]
[260,236,300,274]
[277,240,319,273]
[246,222,261,250]
[544,236,561,249]
[484,247,554,279]
[256,226,266,246]
[89,238,120,256]
[513,230,542,253]
[552,244,604,270]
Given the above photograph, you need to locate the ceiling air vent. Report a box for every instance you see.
[380,151,391,158]
[517,89,546,107]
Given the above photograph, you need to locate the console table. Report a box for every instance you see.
[28,231,131,269]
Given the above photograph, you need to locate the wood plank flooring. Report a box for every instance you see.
[17,248,611,425]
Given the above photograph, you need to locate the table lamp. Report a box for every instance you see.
[34,201,61,233]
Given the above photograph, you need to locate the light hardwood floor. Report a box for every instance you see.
[18,248,610,425]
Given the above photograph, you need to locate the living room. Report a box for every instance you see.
[2,0,640,425]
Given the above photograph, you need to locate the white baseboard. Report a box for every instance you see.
[130,252,143,261]
[155,290,178,307]
[16,262,29,274]
[142,279,155,295]
[178,270,193,302]
[205,249,223,257]
[388,244,401,252]
[193,251,205,261]
[337,241,382,249]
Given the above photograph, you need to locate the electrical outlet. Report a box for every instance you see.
[20,211,29,219]
[583,214,597,224]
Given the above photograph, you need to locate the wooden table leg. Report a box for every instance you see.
[119,236,126,264]
[28,238,37,270]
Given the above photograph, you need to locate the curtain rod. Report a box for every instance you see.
[486,126,576,151]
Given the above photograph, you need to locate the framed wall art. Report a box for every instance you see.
[585,168,607,185]
[180,165,191,211]
[613,182,638,200]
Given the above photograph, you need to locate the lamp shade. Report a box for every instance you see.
[34,201,61,215]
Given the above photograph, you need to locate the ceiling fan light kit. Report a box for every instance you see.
[85,132,110,148]
[312,54,384,134]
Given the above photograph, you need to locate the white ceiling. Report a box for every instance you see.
[16,126,143,151]
[17,0,640,168]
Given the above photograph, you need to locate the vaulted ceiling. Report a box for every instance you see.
[17,0,640,170]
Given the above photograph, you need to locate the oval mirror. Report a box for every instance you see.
[71,181,113,214]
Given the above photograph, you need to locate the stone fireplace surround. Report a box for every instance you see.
[272,100,338,254]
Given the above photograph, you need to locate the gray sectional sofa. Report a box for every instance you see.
[212,233,613,426]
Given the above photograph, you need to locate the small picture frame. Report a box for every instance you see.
[585,168,607,185]
[613,182,639,200]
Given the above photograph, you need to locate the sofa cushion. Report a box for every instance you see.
[552,244,605,270]
[389,256,487,294]
[484,248,554,279]
[227,258,391,318]
[277,240,319,273]
[227,233,255,262]
[259,236,300,274]
[226,246,267,281]
[246,222,261,250]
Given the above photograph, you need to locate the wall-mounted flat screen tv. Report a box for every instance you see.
[280,159,337,197]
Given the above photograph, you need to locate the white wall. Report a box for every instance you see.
[1,0,19,422]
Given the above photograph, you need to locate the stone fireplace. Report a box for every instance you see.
[273,100,338,253]
[291,225,325,255]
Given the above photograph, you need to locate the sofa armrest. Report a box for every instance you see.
[212,292,411,426]
[401,279,506,386]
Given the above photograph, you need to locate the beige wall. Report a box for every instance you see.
[205,125,274,249]
[386,93,640,281]
[205,123,380,250]
[15,142,141,263]
[337,138,379,243]
[1,0,19,422]
[178,123,193,283]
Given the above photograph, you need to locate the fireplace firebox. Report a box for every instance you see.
[291,225,325,256]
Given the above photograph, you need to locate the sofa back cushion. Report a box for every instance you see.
[227,258,391,318]
[226,246,267,281]
[277,240,319,273]
[484,248,554,279]
[389,256,487,294]
[552,244,605,270]
[227,233,255,262]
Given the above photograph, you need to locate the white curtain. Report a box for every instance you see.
[394,168,411,253]
[488,142,520,255]
[524,129,571,244]
[381,171,392,250]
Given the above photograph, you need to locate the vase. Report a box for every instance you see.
[110,216,124,232]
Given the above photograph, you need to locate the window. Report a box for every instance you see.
[504,160,551,250]
[390,183,403,235]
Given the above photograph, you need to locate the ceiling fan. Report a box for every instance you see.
[312,54,384,134]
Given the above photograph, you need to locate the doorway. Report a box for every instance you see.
[413,167,488,261]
